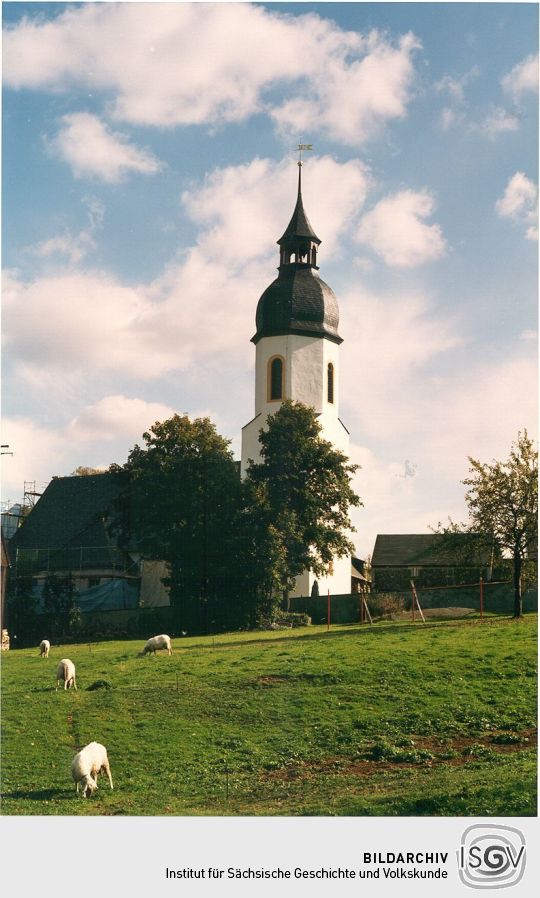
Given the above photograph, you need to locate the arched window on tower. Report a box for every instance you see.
[268,356,284,401]
[327,362,334,404]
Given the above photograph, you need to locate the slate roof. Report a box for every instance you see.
[9,473,125,555]
[351,557,370,581]
[278,169,321,246]
[253,164,341,345]
[253,267,342,344]
[371,534,489,567]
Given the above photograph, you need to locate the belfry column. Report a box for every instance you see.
[241,159,351,597]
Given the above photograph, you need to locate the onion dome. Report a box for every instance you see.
[252,163,342,345]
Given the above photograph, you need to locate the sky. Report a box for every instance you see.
[2,1,538,558]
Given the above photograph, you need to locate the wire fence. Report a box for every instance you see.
[292,579,537,625]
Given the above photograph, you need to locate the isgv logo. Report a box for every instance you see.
[458,825,526,889]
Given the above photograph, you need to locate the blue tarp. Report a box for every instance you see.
[77,578,140,611]
[33,578,140,612]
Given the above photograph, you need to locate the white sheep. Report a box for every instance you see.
[39,639,50,658]
[139,634,172,656]
[71,742,113,798]
[56,658,77,691]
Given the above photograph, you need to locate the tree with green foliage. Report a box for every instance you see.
[7,576,39,644]
[243,401,361,610]
[42,572,77,615]
[71,466,104,476]
[111,415,241,633]
[438,431,537,618]
[464,431,537,618]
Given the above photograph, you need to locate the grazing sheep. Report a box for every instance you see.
[139,634,172,656]
[39,639,50,658]
[56,658,77,691]
[71,742,113,798]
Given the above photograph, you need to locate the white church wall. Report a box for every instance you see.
[254,335,286,415]
[240,413,263,477]
[242,329,353,595]
[289,337,324,409]
[290,551,351,599]
[253,334,342,418]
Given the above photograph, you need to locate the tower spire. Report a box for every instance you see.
[296,142,312,200]
[278,144,320,268]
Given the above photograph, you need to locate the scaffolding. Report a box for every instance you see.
[14,545,140,579]
[23,480,44,509]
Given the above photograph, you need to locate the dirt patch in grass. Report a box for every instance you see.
[256,676,291,686]
[264,729,537,781]
[393,607,475,621]
[253,672,341,687]
[412,728,537,754]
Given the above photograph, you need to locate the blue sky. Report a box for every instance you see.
[2,1,538,556]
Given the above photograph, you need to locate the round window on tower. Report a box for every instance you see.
[268,355,285,401]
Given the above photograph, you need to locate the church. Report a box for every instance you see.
[241,159,352,598]
[6,158,356,628]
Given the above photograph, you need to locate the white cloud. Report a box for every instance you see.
[67,395,176,442]
[348,444,431,556]
[31,197,105,264]
[34,230,96,265]
[440,106,460,131]
[3,156,369,384]
[49,113,163,182]
[435,66,479,104]
[1,396,177,501]
[481,105,521,138]
[435,66,479,131]
[340,283,463,444]
[355,190,446,268]
[496,171,538,240]
[520,329,538,343]
[182,155,369,263]
[501,54,539,102]
[343,335,537,554]
[270,31,421,145]
[4,4,420,144]
[2,268,154,375]
[418,353,537,483]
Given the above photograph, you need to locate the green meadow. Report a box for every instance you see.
[1,615,537,816]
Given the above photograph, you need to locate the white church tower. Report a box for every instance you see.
[241,159,351,598]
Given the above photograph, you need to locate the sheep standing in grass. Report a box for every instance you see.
[139,634,172,656]
[39,639,50,658]
[71,742,113,798]
[56,658,77,690]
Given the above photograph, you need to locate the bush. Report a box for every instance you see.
[368,738,434,764]
[368,593,405,620]
[276,612,312,628]
[258,612,312,630]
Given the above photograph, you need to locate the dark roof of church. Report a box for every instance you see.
[371,534,490,567]
[278,173,321,246]
[9,473,124,553]
[253,267,342,344]
[253,165,341,344]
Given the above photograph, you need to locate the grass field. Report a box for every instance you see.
[1,614,537,816]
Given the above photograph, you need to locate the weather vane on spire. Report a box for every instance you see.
[296,142,313,166]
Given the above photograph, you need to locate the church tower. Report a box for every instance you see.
[241,160,351,597]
